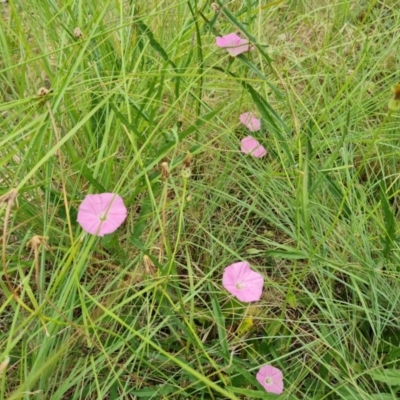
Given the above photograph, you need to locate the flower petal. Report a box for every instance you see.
[77,193,127,236]
[216,33,251,56]
[78,217,102,236]
[216,33,242,47]
[240,136,267,158]
[240,112,261,132]
[256,365,284,395]
[222,261,264,302]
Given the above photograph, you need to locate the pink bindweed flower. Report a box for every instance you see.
[222,261,264,302]
[240,136,267,158]
[256,364,284,395]
[77,193,127,237]
[216,33,252,56]
[240,112,261,132]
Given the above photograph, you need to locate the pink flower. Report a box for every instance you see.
[240,112,261,132]
[222,261,264,302]
[216,33,252,56]
[240,136,267,158]
[256,365,284,395]
[77,193,127,236]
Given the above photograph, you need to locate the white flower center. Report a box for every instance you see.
[99,212,107,221]
[235,282,243,290]
[265,377,273,385]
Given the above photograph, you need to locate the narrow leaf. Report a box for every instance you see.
[380,181,396,258]
[153,106,222,161]
[266,249,308,260]
[135,20,176,68]
[368,368,400,386]
[323,174,352,218]
[226,387,272,399]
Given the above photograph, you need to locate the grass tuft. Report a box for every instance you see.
[1,1,400,399]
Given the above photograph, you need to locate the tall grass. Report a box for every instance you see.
[1,0,400,399]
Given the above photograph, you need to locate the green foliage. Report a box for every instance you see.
[1,0,400,399]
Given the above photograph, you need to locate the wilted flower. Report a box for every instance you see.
[222,261,264,302]
[77,193,127,236]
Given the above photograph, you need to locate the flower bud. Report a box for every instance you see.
[181,168,191,179]
[0,356,10,374]
[388,83,400,112]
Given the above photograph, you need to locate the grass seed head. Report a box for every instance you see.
[211,3,220,12]
[0,188,18,208]
[183,151,192,168]
[26,235,50,253]
[37,87,49,96]
[161,162,170,181]
[143,255,156,276]
[73,27,83,38]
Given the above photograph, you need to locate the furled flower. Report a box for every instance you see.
[240,136,267,158]
[240,112,261,132]
[77,193,127,236]
[222,261,264,302]
[216,33,252,56]
[256,364,284,395]
[388,83,400,112]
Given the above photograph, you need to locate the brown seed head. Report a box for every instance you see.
[0,188,18,208]
[394,83,400,100]
[183,152,192,168]
[161,162,170,181]
[74,27,83,39]
[26,235,50,252]
[211,3,220,12]
[143,255,156,276]
[37,87,49,97]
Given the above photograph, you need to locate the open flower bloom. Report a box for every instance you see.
[240,112,261,132]
[77,193,127,236]
[222,261,264,302]
[216,33,252,56]
[240,136,267,158]
[256,364,284,395]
